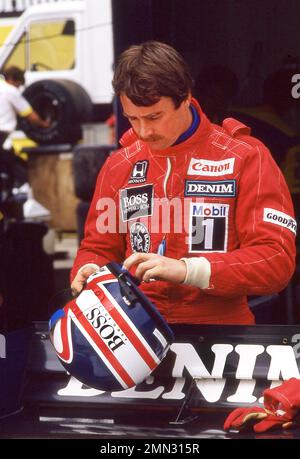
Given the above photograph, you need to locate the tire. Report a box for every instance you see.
[20,79,93,145]
[72,145,113,201]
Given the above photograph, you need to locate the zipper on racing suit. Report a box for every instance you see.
[157,157,172,257]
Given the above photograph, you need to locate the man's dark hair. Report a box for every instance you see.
[112,41,193,108]
[3,66,25,85]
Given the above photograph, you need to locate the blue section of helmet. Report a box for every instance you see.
[49,308,65,331]
[107,263,174,341]
[60,320,124,392]
[104,274,173,360]
[50,262,174,392]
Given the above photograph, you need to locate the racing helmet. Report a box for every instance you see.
[49,262,174,392]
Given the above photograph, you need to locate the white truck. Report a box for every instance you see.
[0,0,114,144]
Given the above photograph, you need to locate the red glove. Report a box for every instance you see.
[224,378,300,433]
[263,377,300,420]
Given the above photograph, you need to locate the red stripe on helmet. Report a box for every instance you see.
[88,278,158,370]
[56,309,72,362]
[70,301,135,388]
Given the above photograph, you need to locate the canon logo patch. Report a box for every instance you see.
[187,158,235,176]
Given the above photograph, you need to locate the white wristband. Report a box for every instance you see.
[180,257,211,289]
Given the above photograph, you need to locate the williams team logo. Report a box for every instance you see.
[187,158,235,176]
[185,180,236,197]
[128,160,149,184]
[130,222,151,253]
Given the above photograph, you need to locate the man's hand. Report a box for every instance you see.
[71,265,99,294]
[123,253,187,283]
[27,111,51,128]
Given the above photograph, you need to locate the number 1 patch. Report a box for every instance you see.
[189,203,229,252]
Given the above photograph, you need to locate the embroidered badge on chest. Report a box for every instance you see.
[187,158,235,176]
[128,160,149,184]
[120,184,153,222]
[189,202,229,252]
[130,222,151,253]
[184,179,236,197]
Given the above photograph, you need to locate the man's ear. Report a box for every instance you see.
[184,92,192,106]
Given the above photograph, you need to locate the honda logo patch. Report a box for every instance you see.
[128,160,149,184]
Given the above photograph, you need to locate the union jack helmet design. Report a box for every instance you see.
[49,262,174,391]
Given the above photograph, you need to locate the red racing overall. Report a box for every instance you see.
[71,99,296,324]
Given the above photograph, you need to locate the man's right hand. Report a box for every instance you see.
[71,265,99,295]
[27,110,51,128]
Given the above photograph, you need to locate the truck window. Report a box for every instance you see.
[28,19,75,71]
[4,19,76,72]
[3,32,26,71]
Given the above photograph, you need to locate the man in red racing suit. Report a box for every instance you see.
[71,42,296,325]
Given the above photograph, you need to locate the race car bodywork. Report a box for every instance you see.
[1,321,300,439]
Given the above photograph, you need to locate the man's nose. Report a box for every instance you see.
[139,121,153,139]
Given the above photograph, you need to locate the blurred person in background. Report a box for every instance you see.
[0,66,49,187]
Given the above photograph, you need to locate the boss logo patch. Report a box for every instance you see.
[189,203,229,252]
[120,184,153,222]
[263,208,297,234]
[128,160,149,184]
[185,180,236,197]
[187,158,235,176]
[130,222,151,253]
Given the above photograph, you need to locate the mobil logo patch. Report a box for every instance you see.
[189,203,229,252]
[120,184,153,222]
[185,180,236,197]
[191,203,229,218]
[187,158,235,176]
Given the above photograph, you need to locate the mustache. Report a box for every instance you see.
[139,135,164,142]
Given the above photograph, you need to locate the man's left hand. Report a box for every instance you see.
[123,253,186,283]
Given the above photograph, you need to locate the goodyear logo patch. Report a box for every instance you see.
[263,208,297,235]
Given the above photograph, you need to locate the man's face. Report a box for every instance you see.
[120,93,192,150]
[7,78,23,89]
